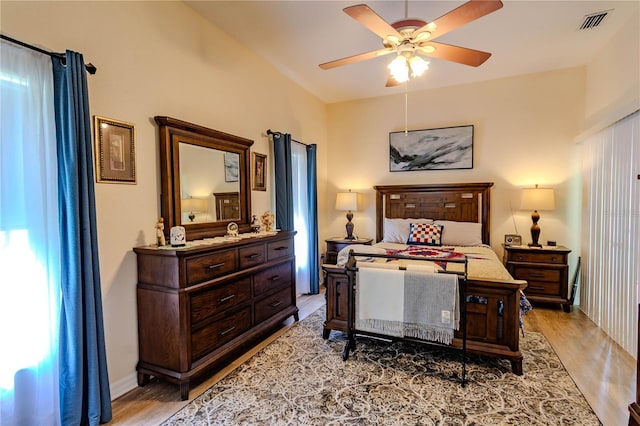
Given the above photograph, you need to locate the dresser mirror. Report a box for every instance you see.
[155,116,253,240]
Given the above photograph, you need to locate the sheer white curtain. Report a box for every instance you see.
[581,111,639,356]
[291,142,310,294]
[0,41,61,425]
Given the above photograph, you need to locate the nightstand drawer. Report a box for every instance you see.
[524,281,561,296]
[509,251,566,264]
[511,266,561,283]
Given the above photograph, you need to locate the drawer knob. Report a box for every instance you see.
[220,326,235,336]
[529,286,545,291]
[270,275,281,281]
[551,256,558,262]
[218,294,236,303]
[274,246,288,251]
[517,256,524,261]
[269,300,283,308]
[246,253,260,259]
[207,262,225,270]
[528,273,545,278]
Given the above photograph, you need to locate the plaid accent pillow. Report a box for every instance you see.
[406,223,443,246]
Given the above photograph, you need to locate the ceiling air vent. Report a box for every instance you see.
[578,10,610,30]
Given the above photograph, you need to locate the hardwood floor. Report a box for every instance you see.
[110,292,635,426]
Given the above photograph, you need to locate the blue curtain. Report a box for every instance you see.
[306,144,319,294]
[273,133,294,231]
[53,51,112,425]
[273,132,320,295]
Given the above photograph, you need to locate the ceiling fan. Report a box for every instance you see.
[319,1,503,86]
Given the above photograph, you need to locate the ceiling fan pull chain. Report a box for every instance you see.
[404,82,409,135]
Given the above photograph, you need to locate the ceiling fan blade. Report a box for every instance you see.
[414,0,503,40]
[385,72,401,87]
[343,4,403,41]
[319,47,394,70]
[418,41,491,67]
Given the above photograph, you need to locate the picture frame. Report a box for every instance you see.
[94,116,136,183]
[224,152,239,182]
[252,152,267,191]
[389,125,474,171]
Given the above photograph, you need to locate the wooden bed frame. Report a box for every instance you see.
[322,182,528,374]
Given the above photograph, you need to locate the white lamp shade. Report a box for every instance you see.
[520,187,555,211]
[335,192,358,211]
[182,197,207,213]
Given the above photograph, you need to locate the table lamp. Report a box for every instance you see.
[182,197,207,222]
[520,185,555,247]
[335,190,358,240]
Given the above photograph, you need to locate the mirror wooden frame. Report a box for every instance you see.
[155,116,253,240]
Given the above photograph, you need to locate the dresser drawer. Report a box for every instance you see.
[191,306,251,362]
[255,286,293,323]
[239,244,266,269]
[190,278,251,326]
[511,266,561,283]
[186,249,237,285]
[254,261,292,296]
[509,251,565,264]
[267,240,293,261]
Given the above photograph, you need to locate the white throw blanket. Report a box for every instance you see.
[356,265,404,337]
[356,265,459,344]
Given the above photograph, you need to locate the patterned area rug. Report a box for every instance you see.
[162,307,600,425]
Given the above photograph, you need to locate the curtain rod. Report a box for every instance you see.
[266,129,309,147]
[1,33,97,75]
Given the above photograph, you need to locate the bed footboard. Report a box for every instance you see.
[322,265,527,375]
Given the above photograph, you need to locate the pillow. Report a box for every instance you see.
[406,223,443,246]
[434,220,483,246]
[383,217,433,243]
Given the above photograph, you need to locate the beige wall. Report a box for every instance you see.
[1,1,328,398]
[584,8,640,131]
[325,68,586,259]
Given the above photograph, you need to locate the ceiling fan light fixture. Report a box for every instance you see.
[409,55,429,77]
[388,55,410,82]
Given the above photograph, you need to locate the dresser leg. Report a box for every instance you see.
[180,382,190,401]
[137,372,150,387]
[562,303,571,313]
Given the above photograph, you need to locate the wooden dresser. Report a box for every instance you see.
[504,245,571,312]
[134,231,298,400]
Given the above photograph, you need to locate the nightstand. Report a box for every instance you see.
[324,237,374,265]
[504,245,572,312]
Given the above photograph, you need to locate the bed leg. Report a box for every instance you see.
[511,359,523,375]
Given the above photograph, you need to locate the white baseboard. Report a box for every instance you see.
[110,372,138,400]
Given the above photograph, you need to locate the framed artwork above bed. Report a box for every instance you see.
[389,125,473,171]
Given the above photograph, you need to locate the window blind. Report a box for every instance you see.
[581,111,639,356]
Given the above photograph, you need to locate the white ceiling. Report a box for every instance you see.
[184,1,639,104]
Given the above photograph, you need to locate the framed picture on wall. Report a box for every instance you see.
[94,116,136,183]
[224,152,239,182]
[389,125,474,171]
[252,152,267,191]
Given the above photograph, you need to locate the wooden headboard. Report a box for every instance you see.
[374,182,494,244]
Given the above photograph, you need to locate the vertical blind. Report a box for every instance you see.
[581,111,639,356]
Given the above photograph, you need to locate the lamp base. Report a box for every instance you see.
[345,211,355,240]
[528,243,542,248]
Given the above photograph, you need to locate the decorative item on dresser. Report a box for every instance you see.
[323,183,529,375]
[134,231,298,400]
[503,244,571,312]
